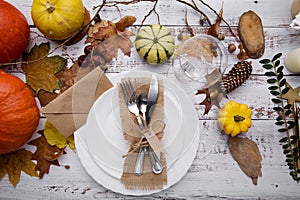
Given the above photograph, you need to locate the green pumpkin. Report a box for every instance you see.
[135,24,175,65]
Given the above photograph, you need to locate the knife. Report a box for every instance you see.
[146,74,159,125]
[145,74,163,173]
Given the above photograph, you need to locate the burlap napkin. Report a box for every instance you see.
[41,67,113,138]
[118,77,167,190]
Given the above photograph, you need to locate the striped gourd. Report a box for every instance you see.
[135,24,175,65]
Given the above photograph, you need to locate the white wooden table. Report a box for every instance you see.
[1,0,300,199]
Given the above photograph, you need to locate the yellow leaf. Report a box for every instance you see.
[44,120,75,150]
[0,149,38,187]
[66,134,75,150]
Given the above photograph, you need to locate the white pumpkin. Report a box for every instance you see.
[135,24,175,65]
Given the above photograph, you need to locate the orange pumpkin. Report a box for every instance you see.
[0,70,40,154]
[0,1,30,64]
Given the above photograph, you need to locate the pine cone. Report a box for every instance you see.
[221,61,252,93]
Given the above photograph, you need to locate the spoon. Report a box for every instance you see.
[138,92,148,126]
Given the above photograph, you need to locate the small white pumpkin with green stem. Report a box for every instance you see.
[135,24,175,65]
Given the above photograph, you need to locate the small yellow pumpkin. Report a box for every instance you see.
[218,100,252,137]
[31,0,85,40]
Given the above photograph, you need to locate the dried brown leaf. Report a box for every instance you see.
[207,7,223,38]
[0,149,38,187]
[28,131,64,178]
[228,136,262,185]
[37,90,59,107]
[85,19,133,64]
[56,62,80,88]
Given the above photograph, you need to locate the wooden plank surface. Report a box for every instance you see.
[1,0,300,199]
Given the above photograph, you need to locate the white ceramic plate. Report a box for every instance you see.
[75,122,199,196]
[74,70,200,195]
[79,71,198,173]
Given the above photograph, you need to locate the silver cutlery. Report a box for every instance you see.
[120,77,163,175]
[144,75,163,174]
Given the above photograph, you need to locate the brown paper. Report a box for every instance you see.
[118,77,167,190]
[41,67,113,137]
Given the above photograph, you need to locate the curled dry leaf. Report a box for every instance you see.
[228,136,262,185]
[207,7,224,40]
[115,15,136,32]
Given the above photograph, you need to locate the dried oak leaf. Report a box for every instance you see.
[0,149,38,187]
[44,120,75,150]
[228,136,262,185]
[21,42,67,93]
[28,131,64,178]
[196,71,225,115]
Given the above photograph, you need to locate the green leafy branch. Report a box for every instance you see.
[260,53,300,182]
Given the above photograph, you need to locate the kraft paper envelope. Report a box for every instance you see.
[41,67,113,138]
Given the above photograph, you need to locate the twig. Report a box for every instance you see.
[93,0,156,8]
[140,0,160,26]
[175,0,211,26]
[184,8,195,36]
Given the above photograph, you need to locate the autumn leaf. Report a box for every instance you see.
[195,71,225,115]
[44,120,75,150]
[85,17,134,63]
[103,32,133,59]
[36,89,59,107]
[22,42,66,93]
[88,20,117,42]
[56,62,80,88]
[228,136,262,185]
[28,131,64,178]
[0,149,38,187]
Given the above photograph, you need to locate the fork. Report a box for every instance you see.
[120,79,144,130]
[120,79,146,175]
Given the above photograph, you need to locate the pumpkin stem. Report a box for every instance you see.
[46,2,55,13]
[234,115,245,122]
